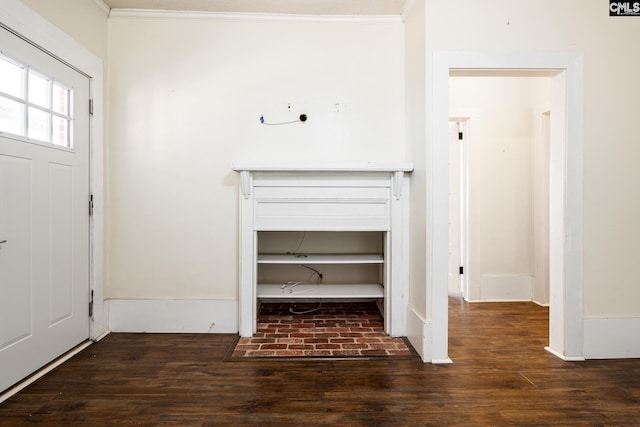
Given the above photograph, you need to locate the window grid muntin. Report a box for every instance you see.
[0,52,74,149]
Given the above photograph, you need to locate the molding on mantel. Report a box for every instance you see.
[231,162,414,173]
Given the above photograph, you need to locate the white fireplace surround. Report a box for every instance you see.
[232,162,413,337]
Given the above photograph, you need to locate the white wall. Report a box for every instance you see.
[107,13,405,303]
[449,76,549,302]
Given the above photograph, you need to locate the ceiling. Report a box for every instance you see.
[102,0,408,16]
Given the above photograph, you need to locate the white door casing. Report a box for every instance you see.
[533,111,550,305]
[448,121,462,297]
[430,52,584,363]
[0,25,91,392]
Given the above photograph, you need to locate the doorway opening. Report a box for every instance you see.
[447,75,553,362]
[448,75,551,305]
[430,52,584,363]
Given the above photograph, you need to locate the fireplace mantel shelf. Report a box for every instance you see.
[231,162,414,173]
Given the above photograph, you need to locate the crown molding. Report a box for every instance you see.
[108,9,403,24]
[400,0,417,22]
[93,0,111,15]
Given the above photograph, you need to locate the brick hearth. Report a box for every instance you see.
[231,302,413,358]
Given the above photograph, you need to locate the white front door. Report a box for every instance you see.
[0,26,90,392]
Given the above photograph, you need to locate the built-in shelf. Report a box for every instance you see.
[257,283,384,299]
[257,254,384,264]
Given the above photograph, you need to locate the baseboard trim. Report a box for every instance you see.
[583,317,640,359]
[432,358,454,364]
[406,304,428,362]
[545,346,585,361]
[93,330,111,342]
[108,299,238,333]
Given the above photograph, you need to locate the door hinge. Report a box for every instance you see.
[89,194,94,216]
[89,99,94,115]
[89,290,94,318]
[459,266,464,275]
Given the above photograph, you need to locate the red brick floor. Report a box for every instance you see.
[230,301,414,358]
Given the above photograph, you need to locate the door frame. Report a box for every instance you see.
[447,118,468,298]
[0,0,106,340]
[430,52,584,362]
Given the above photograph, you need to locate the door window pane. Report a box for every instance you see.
[0,55,24,99]
[28,71,50,108]
[0,55,74,148]
[0,96,25,136]
[52,116,70,147]
[52,83,70,115]
[28,107,50,142]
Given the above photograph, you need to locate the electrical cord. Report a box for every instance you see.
[260,114,307,125]
[287,231,306,255]
[301,264,323,280]
[281,281,319,294]
[289,302,322,315]
[279,231,323,314]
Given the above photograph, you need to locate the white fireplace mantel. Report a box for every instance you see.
[232,162,413,337]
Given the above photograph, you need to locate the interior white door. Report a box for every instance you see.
[448,121,462,296]
[0,26,90,392]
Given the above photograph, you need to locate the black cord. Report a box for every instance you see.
[290,302,322,315]
[301,264,323,280]
[289,232,306,255]
[260,114,307,125]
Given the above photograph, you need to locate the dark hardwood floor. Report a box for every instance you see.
[2,297,640,425]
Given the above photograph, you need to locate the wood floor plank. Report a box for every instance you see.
[1,298,640,425]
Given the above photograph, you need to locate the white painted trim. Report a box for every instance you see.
[544,346,585,362]
[108,299,239,333]
[466,298,534,303]
[109,9,403,24]
[93,330,110,342]
[406,304,427,361]
[0,341,93,404]
[406,304,454,363]
[93,0,111,15]
[584,318,640,359]
[430,51,584,363]
[231,162,414,172]
[0,0,106,341]
[400,0,417,22]
[233,168,411,338]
